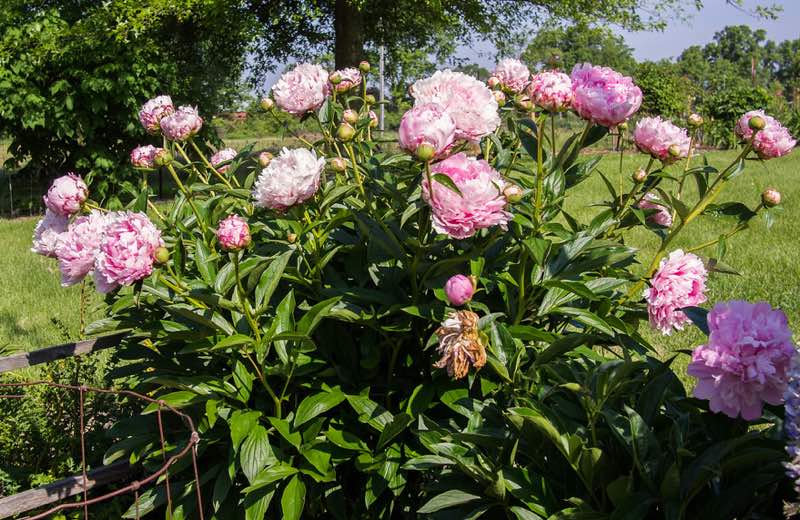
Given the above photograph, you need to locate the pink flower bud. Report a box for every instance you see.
[503,184,524,203]
[329,71,342,85]
[259,97,275,111]
[445,274,476,306]
[749,115,766,131]
[359,61,370,73]
[287,233,297,243]
[337,123,355,141]
[154,246,170,264]
[762,187,781,207]
[632,168,647,183]
[343,109,359,125]
[130,145,159,168]
[210,148,237,173]
[368,111,378,128]
[365,94,376,105]
[416,143,436,162]
[139,95,175,134]
[330,157,347,172]
[493,91,506,107]
[154,148,172,166]
[258,151,274,168]
[44,173,88,216]
[216,215,251,251]
[331,68,361,93]
[487,76,500,89]
[399,103,456,159]
[688,113,704,127]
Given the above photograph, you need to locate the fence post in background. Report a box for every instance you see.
[379,45,385,132]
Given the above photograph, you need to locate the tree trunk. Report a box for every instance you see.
[334,0,364,69]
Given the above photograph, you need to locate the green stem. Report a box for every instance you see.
[514,250,528,324]
[346,144,368,203]
[550,114,557,159]
[534,113,546,223]
[165,163,207,233]
[188,140,236,189]
[174,142,209,184]
[268,109,315,148]
[615,156,655,224]
[233,254,261,343]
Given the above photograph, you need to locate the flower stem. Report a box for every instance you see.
[166,163,207,234]
[346,144,368,203]
[174,142,210,184]
[187,140,236,189]
[233,253,261,343]
[534,113,546,223]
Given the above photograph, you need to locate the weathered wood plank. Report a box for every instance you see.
[0,332,127,374]
[0,462,132,519]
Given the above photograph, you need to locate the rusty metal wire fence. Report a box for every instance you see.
[0,381,205,520]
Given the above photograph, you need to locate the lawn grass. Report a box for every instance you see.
[0,148,797,358]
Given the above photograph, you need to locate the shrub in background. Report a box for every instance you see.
[31,59,799,519]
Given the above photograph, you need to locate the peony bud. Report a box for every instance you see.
[258,151,274,168]
[668,144,681,158]
[618,121,628,131]
[330,157,347,172]
[154,148,173,166]
[503,183,524,203]
[343,109,359,125]
[445,274,476,306]
[359,61,370,73]
[329,71,342,85]
[365,94,376,105]
[762,187,781,207]
[493,91,506,107]
[337,123,356,141]
[632,168,647,183]
[216,215,251,251]
[516,97,533,112]
[487,76,500,89]
[368,110,378,128]
[749,115,766,131]
[154,246,170,265]
[287,233,297,243]
[415,142,436,162]
[259,97,275,111]
[688,113,704,127]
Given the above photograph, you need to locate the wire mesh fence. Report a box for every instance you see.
[0,381,205,520]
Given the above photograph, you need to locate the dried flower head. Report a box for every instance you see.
[433,310,486,379]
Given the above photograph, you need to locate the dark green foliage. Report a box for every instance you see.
[634,61,689,119]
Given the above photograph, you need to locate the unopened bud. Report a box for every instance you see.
[337,123,355,141]
[329,71,342,85]
[668,144,681,158]
[618,121,628,131]
[359,61,370,73]
[330,157,347,172]
[493,91,506,107]
[259,97,274,111]
[287,233,297,244]
[368,111,378,128]
[343,109,359,125]
[415,142,436,162]
[154,148,172,166]
[503,184,524,203]
[487,76,500,89]
[365,94,376,105]
[154,246,170,264]
[762,187,781,207]
[516,97,533,112]
[688,113,704,127]
[749,115,766,131]
[632,168,647,183]
[258,151,273,168]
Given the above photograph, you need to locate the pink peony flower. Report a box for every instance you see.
[272,63,330,115]
[493,58,530,94]
[633,116,691,163]
[410,70,500,141]
[31,210,68,257]
[422,153,511,239]
[130,145,160,168]
[570,63,642,127]
[445,275,475,306]
[398,103,457,158]
[330,68,362,93]
[687,300,796,420]
[216,214,251,251]
[636,192,673,228]
[252,147,325,211]
[528,71,573,112]
[210,148,238,173]
[735,110,796,159]
[44,173,88,216]
[139,95,175,134]
[56,210,112,286]
[93,212,163,293]
[644,250,707,335]
[160,106,203,142]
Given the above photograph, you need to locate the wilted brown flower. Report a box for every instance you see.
[433,310,486,379]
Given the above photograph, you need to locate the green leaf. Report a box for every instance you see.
[255,251,293,310]
[535,334,592,365]
[682,306,709,335]
[211,334,254,351]
[195,241,217,285]
[346,394,393,432]
[376,412,413,449]
[230,411,261,451]
[418,490,483,514]
[268,417,301,449]
[243,464,299,494]
[244,485,275,520]
[432,173,463,196]
[280,474,306,520]
[294,389,346,428]
[296,297,341,335]
[240,425,274,484]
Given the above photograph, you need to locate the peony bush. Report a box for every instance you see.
[32,59,799,519]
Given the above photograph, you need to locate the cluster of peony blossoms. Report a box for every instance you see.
[570,63,642,127]
[687,301,796,420]
[32,174,164,293]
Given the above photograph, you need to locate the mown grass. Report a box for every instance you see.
[0,148,797,359]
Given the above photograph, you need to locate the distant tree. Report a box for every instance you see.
[634,61,690,119]
[520,22,636,74]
